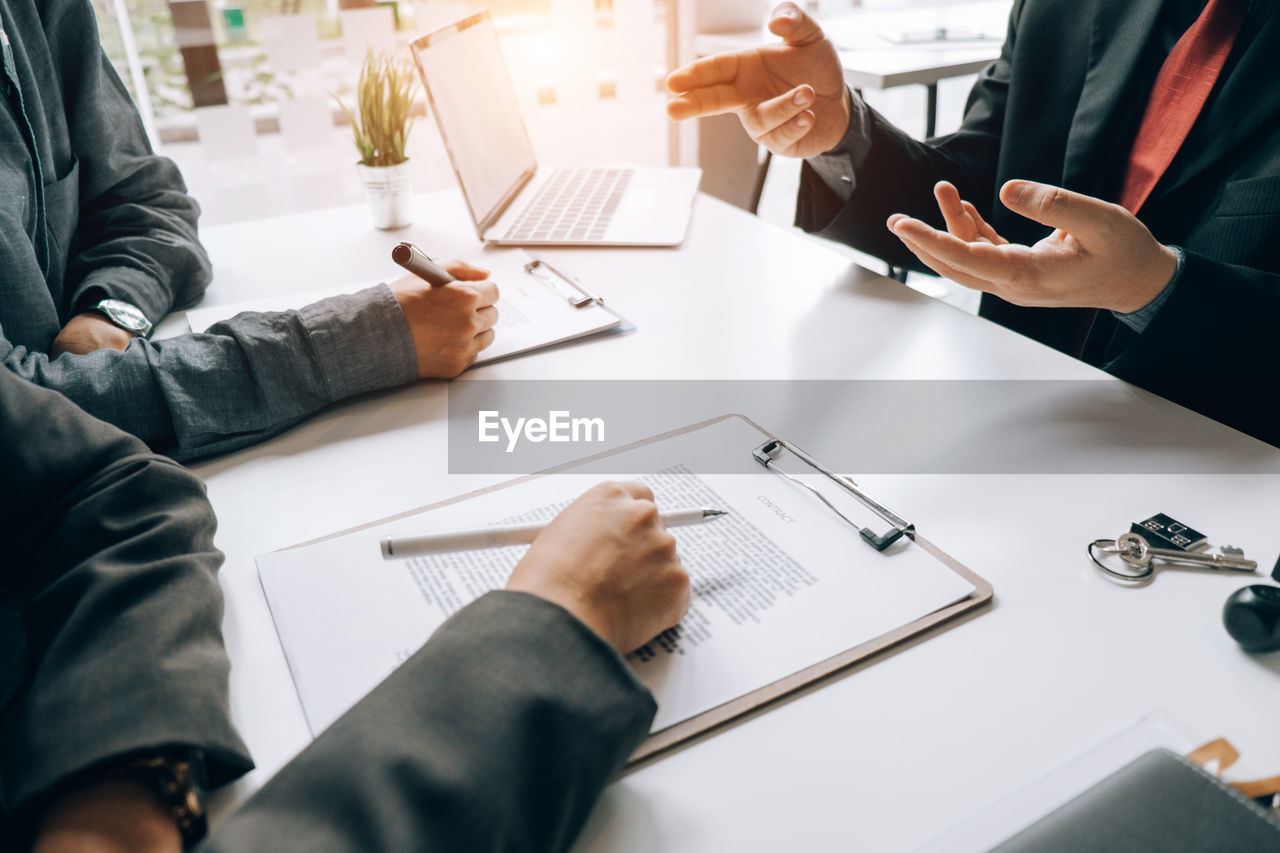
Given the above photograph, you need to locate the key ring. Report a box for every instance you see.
[1090,529,1256,585]
[1088,538,1154,584]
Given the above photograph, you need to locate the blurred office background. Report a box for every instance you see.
[93,0,1011,309]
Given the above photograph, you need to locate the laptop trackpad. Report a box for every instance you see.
[606,170,699,244]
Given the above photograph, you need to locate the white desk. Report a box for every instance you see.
[193,190,1280,851]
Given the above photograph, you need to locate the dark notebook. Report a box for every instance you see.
[992,748,1280,852]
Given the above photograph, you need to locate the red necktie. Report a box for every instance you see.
[1119,0,1247,214]
[1073,0,1246,358]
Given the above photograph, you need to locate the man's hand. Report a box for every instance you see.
[506,481,691,654]
[665,3,849,158]
[390,259,500,378]
[887,180,1180,313]
[33,775,181,853]
[50,313,134,358]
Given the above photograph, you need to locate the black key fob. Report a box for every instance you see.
[1223,585,1280,653]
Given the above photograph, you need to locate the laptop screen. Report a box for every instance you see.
[410,13,538,234]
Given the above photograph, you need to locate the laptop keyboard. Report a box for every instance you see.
[503,168,633,242]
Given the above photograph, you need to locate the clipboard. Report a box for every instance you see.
[259,414,993,766]
[183,249,632,367]
[634,517,988,765]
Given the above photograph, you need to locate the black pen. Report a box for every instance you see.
[392,241,456,287]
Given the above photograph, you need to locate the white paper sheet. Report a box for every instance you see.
[257,416,976,736]
[185,250,623,366]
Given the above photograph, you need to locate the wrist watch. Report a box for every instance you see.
[33,749,208,850]
[119,751,208,848]
[87,750,208,849]
[91,298,153,338]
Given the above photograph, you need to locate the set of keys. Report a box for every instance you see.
[1089,513,1258,583]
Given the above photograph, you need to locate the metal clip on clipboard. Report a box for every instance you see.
[523,258,603,308]
[753,439,914,552]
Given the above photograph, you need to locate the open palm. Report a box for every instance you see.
[888,181,1179,312]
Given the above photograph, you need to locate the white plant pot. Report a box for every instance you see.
[357,161,414,230]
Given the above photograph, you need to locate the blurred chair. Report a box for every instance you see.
[340,6,397,61]
[278,95,347,211]
[278,96,336,151]
[412,1,473,35]
[261,14,323,74]
[193,105,272,224]
[202,181,275,225]
[194,105,258,160]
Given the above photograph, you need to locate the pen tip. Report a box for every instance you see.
[380,539,394,559]
[705,509,728,518]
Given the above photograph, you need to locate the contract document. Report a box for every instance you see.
[257,416,981,746]
[185,249,627,366]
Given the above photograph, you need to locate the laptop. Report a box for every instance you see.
[409,12,702,247]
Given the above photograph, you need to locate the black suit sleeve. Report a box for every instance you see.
[1103,250,1280,445]
[0,370,253,822]
[202,591,656,853]
[796,0,1021,271]
[1109,250,1280,382]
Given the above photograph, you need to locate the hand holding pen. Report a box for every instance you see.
[505,482,702,654]
[387,241,500,378]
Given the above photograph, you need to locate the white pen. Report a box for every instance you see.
[381,507,727,559]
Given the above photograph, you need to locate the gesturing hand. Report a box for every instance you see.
[888,180,1179,313]
[506,481,691,654]
[665,3,849,158]
[390,259,500,378]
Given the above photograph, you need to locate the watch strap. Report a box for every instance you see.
[116,751,208,848]
[46,749,209,849]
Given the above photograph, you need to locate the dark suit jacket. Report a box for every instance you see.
[202,592,656,852]
[797,0,1280,446]
[0,368,654,850]
[0,368,253,833]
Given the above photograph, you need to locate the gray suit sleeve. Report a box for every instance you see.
[0,0,419,462]
[0,284,419,462]
[202,591,657,853]
[0,370,253,823]
[44,0,211,320]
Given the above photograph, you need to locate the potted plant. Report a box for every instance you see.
[334,50,418,229]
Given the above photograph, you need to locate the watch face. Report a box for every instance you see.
[97,299,151,335]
